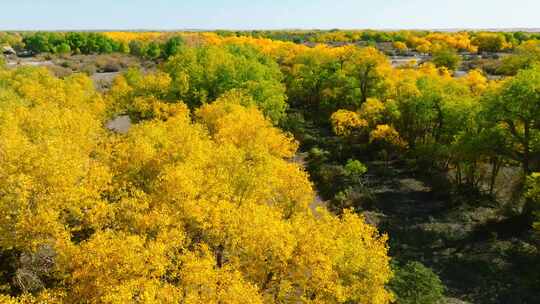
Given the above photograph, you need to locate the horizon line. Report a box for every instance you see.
[1,27,540,33]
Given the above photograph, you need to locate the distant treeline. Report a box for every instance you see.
[216,29,540,48]
[2,30,540,58]
[0,32,184,59]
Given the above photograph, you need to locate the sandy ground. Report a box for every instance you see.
[106,115,132,134]
[91,72,120,91]
[5,57,54,68]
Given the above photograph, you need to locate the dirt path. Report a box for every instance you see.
[91,72,120,92]
[5,57,54,68]
[292,152,327,212]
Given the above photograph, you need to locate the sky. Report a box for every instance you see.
[0,0,539,30]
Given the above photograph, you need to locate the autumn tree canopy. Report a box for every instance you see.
[0,65,393,304]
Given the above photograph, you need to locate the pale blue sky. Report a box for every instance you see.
[0,0,538,30]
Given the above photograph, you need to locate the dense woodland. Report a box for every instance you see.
[1,30,540,303]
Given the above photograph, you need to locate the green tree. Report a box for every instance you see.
[118,41,130,54]
[56,42,71,55]
[128,40,146,57]
[145,42,161,59]
[162,36,185,59]
[23,33,51,53]
[483,65,540,174]
[526,173,540,230]
[65,32,87,53]
[344,47,390,105]
[285,46,357,118]
[473,33,507,53]
[165,44,287,122]
[431,46,461,70]
[500,40,540,75]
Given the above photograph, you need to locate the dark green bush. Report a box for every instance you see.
[390,261,445,304]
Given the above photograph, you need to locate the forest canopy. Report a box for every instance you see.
[0,64,392,303]
[2,28,540,304]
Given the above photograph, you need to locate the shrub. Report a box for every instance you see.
[344,159,368,183]
[46,65,73,78]
[80,63,97,75]
[389,261,445,304]
[56,43,71,55]
[333,186,375,211]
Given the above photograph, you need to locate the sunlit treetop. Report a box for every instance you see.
[0,64,393,303]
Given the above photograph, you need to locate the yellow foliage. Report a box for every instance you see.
[393,41,408,52]
[461,69,489,95]
[359,98,386,127]
[330,109,368,136]
[370,124,408,149]
[0,291,65,303]
[103,32,166,43]
[176,245,264,304]
[287,209,393,303]
[1,57,393,303]
[108,70,178,120]
[130,96,188,120]
[0,68,107,251]
[200,32,307,61]
[196,93,298,158]
[408,32,477,53]
[58,231,179,303]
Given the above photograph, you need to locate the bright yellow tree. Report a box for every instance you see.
[0,65,394,303]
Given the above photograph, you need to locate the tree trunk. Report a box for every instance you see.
[489,157,502,195]
[523,123,530,174]
[216,244,224,268]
